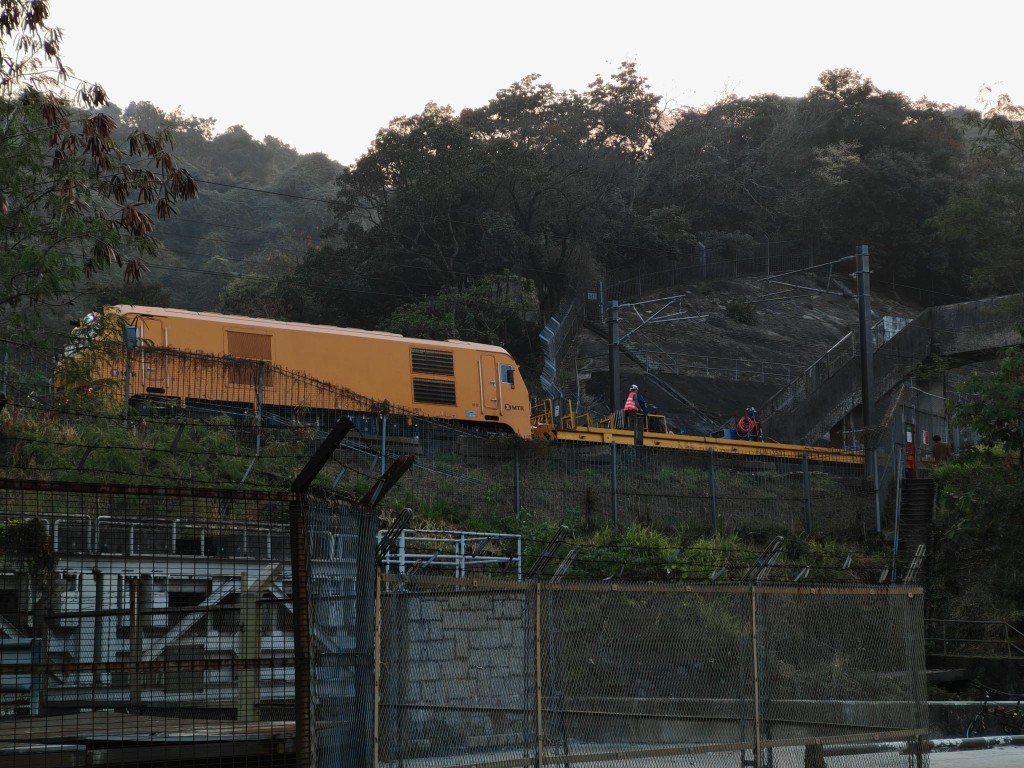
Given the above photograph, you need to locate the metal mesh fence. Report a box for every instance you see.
[600,243,828,306]
[0,334,880,543]
[0,331,937,768]
[305,496,366,768]
[328,431,874,540]
[377,575,928,767]
[0,478,298,767]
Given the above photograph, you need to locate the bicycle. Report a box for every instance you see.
[965,687,1024,737]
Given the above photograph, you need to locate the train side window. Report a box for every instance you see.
[500,364,515,387]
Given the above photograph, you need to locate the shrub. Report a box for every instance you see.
[725,299,756,325]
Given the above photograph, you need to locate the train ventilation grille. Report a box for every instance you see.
[413,378,457,405]
[411,348,455,376]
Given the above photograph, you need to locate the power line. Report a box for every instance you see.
[189,177,335,204]
[3,134,980,308]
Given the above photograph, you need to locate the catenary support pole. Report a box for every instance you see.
[290,418,354,768]
[610,442,618,531]
[802,451,812,534]
[514,444,522,520]
[856,244,875,481]
[608,300,620,416]
[708,448,718,534]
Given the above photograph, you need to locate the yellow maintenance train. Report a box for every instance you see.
[71,305,861,465]
[76,305,533,436]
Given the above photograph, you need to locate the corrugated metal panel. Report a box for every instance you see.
[411,348,455,376]
[413,378,456,405]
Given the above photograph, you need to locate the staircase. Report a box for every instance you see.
[759,294,1024,445]
[897,478,935,582]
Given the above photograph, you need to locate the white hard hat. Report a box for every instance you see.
[630,384,639,390]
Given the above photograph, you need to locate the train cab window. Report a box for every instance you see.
[500,364,515,387]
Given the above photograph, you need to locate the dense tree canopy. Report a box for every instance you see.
[951,345,1024,467]
[295,64,666,338]
[107,105,342,311]
[278,65,1024,354]
[1,0,198,328]
[8,5,1023,366]
[930,343,1024,624]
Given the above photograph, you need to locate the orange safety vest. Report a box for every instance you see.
[624,391,641,412]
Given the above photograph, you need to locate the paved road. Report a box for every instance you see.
[929,745,1024,766]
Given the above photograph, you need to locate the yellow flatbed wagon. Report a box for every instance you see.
[532,400,863,465]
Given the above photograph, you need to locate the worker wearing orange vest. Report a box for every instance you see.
[623,384,648,416]
[736,406,762,441]
[623,384,648,444]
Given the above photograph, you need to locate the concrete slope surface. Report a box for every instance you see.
[573,274,920,437]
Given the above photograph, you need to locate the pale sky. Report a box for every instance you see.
[51,1,1020,167]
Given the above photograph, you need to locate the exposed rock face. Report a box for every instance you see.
[569,275,920,437]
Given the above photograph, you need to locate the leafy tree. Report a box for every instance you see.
[122,100,340,311]
[91,275,174,309]
[300,63,663,345]
[930,93,1024,296]
[929,453,1024,625]
[218,251,302,319]
[797,69,963,290]
[645,94,807,237]
[645,69,965,295]
[951,344,1024,467]
[1,1,198,322]
[384,273,539,346]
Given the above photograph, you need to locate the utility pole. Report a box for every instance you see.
[122,325,138,427]
[289,417,354,768]
[608,300,620,415]
[855,245,875,480]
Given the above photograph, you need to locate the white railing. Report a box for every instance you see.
[377,529,523,579]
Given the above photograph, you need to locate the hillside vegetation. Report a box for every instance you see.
[20,64,1023,382]
[0,381,895,585]
[1,1,1022,647]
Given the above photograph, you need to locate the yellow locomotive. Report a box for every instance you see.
[74,305,532,437]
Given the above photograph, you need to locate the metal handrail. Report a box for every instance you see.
[926,619,1024,660]
[889,445,905,581]
[377,528,524,580]
[760,315,900,420]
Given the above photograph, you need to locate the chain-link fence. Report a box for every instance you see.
[0,476,928,768]
[0,478,301,767]
[0,330,950,768]
[376,574,928,767]
[537,240,834,401]
[305,496,368,768]
[324,428,875,539]
[539,291,585,400]
[601,242,829,306]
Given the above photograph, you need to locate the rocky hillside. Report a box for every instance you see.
[568,273,922,436]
